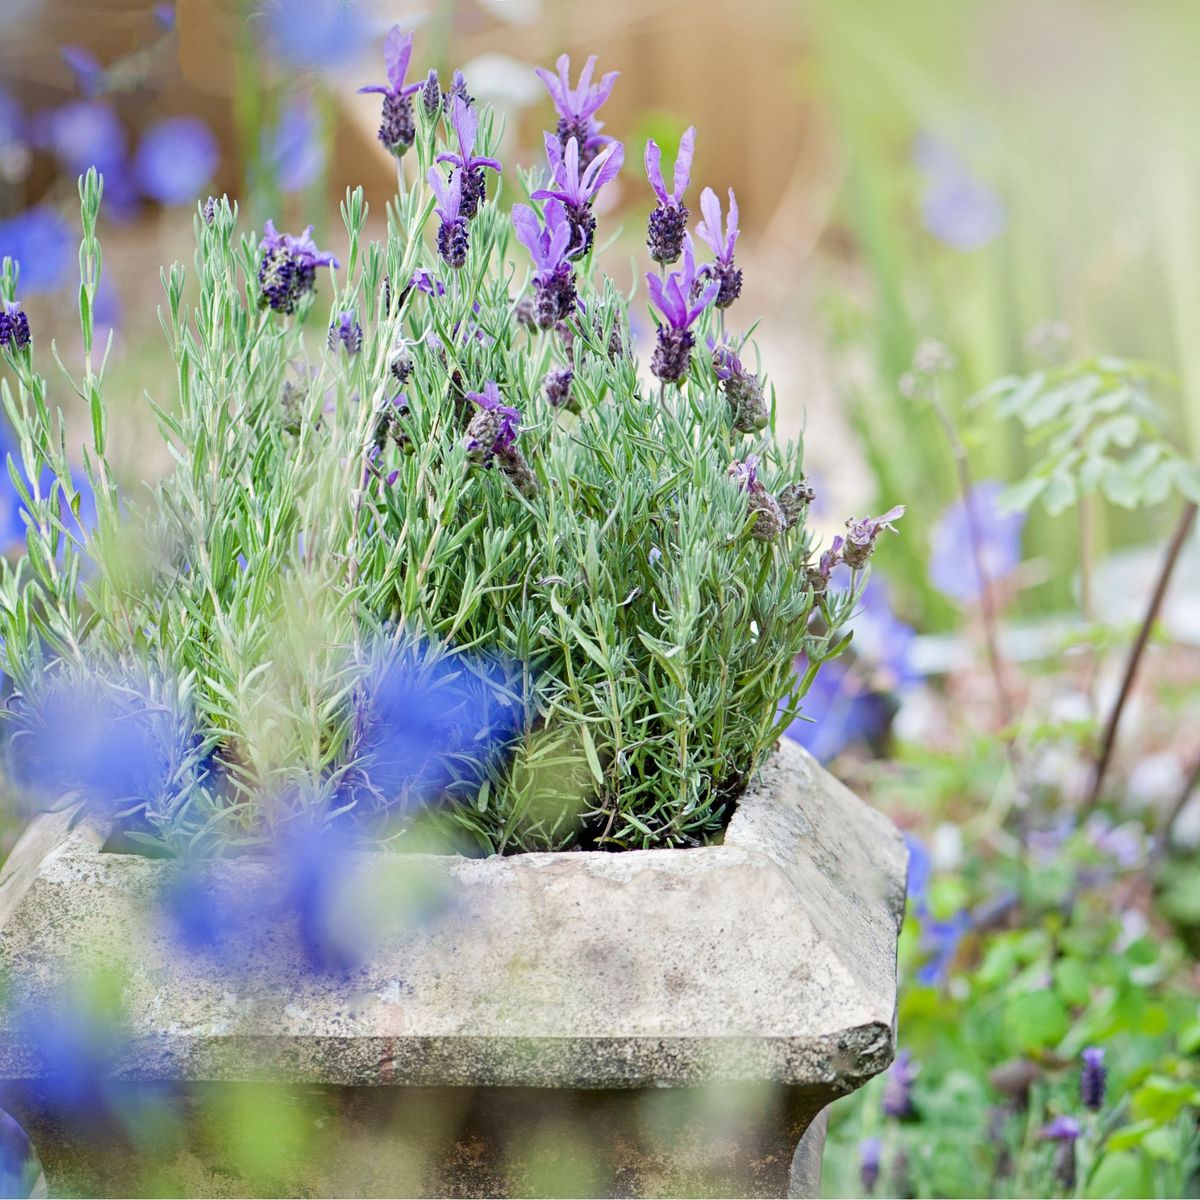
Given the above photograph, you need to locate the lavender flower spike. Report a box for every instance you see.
[535,53,618,167]
[533,134,623,260]
[695,186,743,309]
[0,300,31,351]
[465,381,537,496]
[1081,1046,1107,1111]
[429,167,469,269]
[645,125,695,265]
[328,310,362,355]
[512,200,576,328]
[436,96,502,220]
[358,26,422,157]
[729,455,787,541]
[646,235,720,383]
[257,221,339,315]
[843,505,905,569]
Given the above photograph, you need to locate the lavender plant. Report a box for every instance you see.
[0,39,897,857]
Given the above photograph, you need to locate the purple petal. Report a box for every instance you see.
[534,60,567,113]
[696,186,723,257]
[644,138,668,205]
[511,203,542,261]
[572,55,596,113]
[452,94,477,159]
[384,26,414,92]
[357,84,390,95]
[672,126,696,202]
[686,277,720,326]
[724,187,740,255]
[584,139,622,196]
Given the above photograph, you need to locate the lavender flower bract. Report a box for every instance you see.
[544,366,574,410]
[358,26,422,158]
[257,220,339,314]
[421,69,441,118]
[328,309,362,355]
[646,237,720,383]
[533,135,623,260]
[535,53,618,167]
[436,96,502,220]
[465,381,536,496]
[645,126,695,265]
[512,199,576,328]
[728,455,787,542]
[843,505,906,569]
[710,338,768,431]
[429,167,469,268]
[695,186,742,309]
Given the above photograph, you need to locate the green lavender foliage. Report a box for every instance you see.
[0,101,862,856]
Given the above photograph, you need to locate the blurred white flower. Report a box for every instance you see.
[474,0,541,27]
[931,822,963,871]
[458,53,544,109]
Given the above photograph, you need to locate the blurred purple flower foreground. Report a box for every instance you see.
[134,116,218,205]
[929,479,1025,603]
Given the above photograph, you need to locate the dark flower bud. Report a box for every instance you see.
[729,456,786,542]
[421,69,441,119]
[724,368,768,432]
[1081,1047,1106,1111]
[202,196,217,225]
[280,378,306,436]
[390,347,414,386]
[544,366,575,411]
[651,326,695,384]
[534,263,577,329]
[498,446,538,497]
[0,303,31,351]
[437,218,469,269]
[647,202,689,265]
[459,165,487,220]
[882,1049,917,1120]
[843,506,905,569]
[778,479,816,529]
[379,92,416,158]
[328,310,363,355]
[859,1138,881,1195]
[514,294,538,330]
[564,201,597,261]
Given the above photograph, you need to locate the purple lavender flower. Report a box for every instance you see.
[465,382,537,496]
[35,99,125,178]
[695,186,742,309]
[915,133,1006,252]
[154,3,176,31]
[328,309,362,355]
[0,300,30,351]
[882,1048,917,1118]
[806,536,844,597]
[645,236,720,383]
[843,505,905,569]
[728,455,787,541]
[436,96,502,220]
[917,909,970,985]
[0,205,74,293]
[0,1108,43,1200]
[445,69,473,111]
[1081,1046,1106,1111]
[358,26,422,158]
[421,69,441,118]
[645,126,695,265]
[859,1137,882,1194]
[512,199,576,328]
[263,97,325,194]
[708,336,768,432]
[544,366,574,410]
[532,134,623,260]
[1041,1115,1080,1190]
[465,381,521,466]
[429,167,469,269]
[535,53,618,167]
[257,220,339,314]
[60,45,104,97]
[134,116,219,205]
[929,480,1025,604]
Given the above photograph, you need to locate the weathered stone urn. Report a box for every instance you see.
[0,738,906,1199]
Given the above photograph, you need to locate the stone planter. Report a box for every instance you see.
[0,738,906,1199]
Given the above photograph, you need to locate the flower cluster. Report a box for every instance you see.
[257,220,338,314]
[464,381,536,497]
[0,300,30,350]
[436,96,501,220]
[727,455,790,542]
[533,135,623,261]
[328,309,362,355]
[512,200,576,328]
[428,168,469,269]
[710,338,768,431]
[646,239,719,383]
[645,126,695,265]
[358,26,422,158]
[695,187,742,309]
[536,53,618,168]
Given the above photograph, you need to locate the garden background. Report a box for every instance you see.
[1,0,1198,1196]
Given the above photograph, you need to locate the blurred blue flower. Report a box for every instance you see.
[882,1048,917,1118]
[154,3,176,31]
[259,0,374,70]
[347,641,525,814]
[134,117,218,205]
[914,133,1006,252]
[785,576,918,763]
[8,668,202,826]
[35,100,125,176]
[60,45,105,98]
[929,480,1025,604]
[0,206,74,293]
[905,833,931,912]
[0,1108,43,1200]
[0,89,23,150]
[916,909,970,985]
[263,97,325,194]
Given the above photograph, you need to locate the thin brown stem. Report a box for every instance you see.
[1086,500,1197,810]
